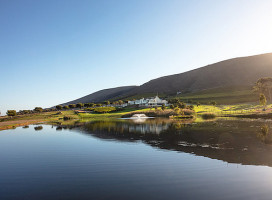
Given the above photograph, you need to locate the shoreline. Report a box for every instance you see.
[1,105,272,131]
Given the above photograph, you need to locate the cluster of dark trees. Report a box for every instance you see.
[55,100,127,111]
[6,107,45,117]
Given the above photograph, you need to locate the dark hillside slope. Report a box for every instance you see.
[128,53,272,95]
[61,53,272,105]
[62,86,137,105]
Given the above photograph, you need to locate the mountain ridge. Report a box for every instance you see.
[61,53,272,105]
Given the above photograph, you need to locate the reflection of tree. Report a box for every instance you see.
[34,126,43,131]
[257,125,272,144]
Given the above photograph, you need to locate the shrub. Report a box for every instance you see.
[56,105,62,110]
[34,107,43,112]
[174,107,180,114]
[169,104,174,109]
[69,104,76,108]
[84,103,90,108]
[161,104,166,110]
[210,101,217,106]
[7,110,16,116]
[63,105,69,110]
[177,102,186,109]
[63,116,71,120]
[76,103,84,108]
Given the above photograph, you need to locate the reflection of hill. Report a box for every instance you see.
[72,119,272,167]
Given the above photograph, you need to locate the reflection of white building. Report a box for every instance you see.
[128,96,168,107]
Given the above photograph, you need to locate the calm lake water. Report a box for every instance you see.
[1,118,272,200]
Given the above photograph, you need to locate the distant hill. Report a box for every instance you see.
[62,86,137,105]
[61,53,272,105]
[128,53,272,95]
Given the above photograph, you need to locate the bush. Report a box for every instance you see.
[76,103,84,108]
[161,104,166,110]
[63,116,71,120]
[63,105,69,110]
[84,103,90,108]
[69,104,76,108]
[177,102,186,109]
[34,107,43,112]
[56,105,62,110]
[210,101,217,106]
[7,110,16,116]
[169,104,174,109]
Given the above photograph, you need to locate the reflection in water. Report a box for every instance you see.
[3,120,272,200]
[59,118,272,167]
[257,124,272,144]
[34,126,43,131]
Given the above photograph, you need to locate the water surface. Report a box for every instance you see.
[1,118,272,200]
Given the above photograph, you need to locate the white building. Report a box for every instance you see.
[128,96,168,107]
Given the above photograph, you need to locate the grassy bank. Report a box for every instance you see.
[0,111,80,131]
[1,104,272,131]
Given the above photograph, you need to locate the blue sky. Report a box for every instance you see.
[1,0,272,114]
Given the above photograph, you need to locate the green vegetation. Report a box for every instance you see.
[56,105,62,110]
[260,93,267,109]
[69,104,76,108]
[254,77,272,102]
[172,86,257,104]
[34,107,43,112]
[93,107,116,113]
[76,103,84,108]
[63,105,69,110]
[7,110,16,116]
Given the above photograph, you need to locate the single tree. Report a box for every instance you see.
[56,105,62,110]
[104,101,110,106]
[7,110,16,116]
[178,102,186,109]
[69,104,76,108]
[254,77,272,102]
[260,93,267,110]
[63,105,69,110]
[161,104,166,110]
[169,104,175,109]
[174,107,180,115]
[76,103,84,108]
[34,107,43,112]
[118,100,124,105]
[210,101,217,106]
[84,103,90,108]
